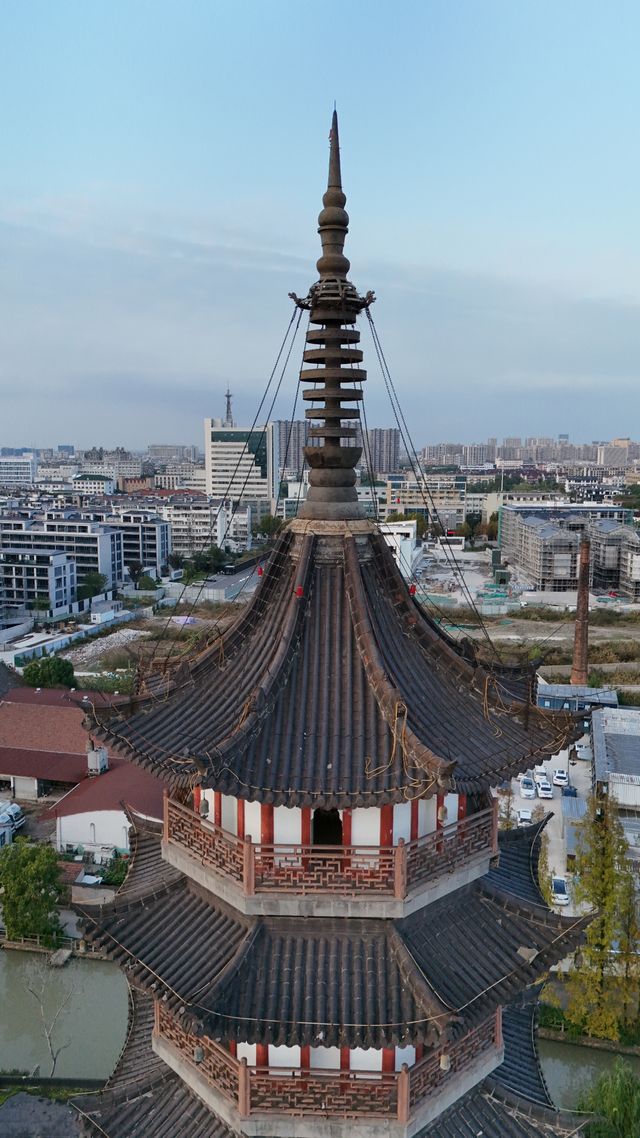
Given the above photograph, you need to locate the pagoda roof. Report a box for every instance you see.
[77,822,587,1052]
[71,988,583,1138]
[73,990,230,1138]
[87,527,576,805]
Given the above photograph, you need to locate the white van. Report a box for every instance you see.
[0,801,25,832]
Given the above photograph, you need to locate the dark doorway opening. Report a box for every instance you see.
[312,808,343,846]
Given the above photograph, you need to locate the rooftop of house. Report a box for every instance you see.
[593,706,640,784]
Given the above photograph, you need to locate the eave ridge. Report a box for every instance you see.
[389,925,459,1042]
[203,533,316,772]
[344,534,454,790]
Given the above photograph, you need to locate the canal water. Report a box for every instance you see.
[0,950,128,1079]
[539,1038,640,1109]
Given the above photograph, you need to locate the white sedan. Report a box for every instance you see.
[536,779,553,800]
[520,777,536,799]
[551,877,570,906]
[552,769,568,787]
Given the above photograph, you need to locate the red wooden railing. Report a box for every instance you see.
[164,797,495,901]
[156,1002,499,1122]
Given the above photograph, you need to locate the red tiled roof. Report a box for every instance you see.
[45,762,165,821]
[0,691,121,756]
[3,689,123,709]
[0,747,88,783]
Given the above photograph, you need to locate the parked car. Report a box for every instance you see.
[575,742,592,761]
[516,808,533,827]
[533,765,547,783]
[562,785,578,798]
[0,801,25,831]
[552,769,568,787]
[536,779,553,800]
[520,777,536,799]
[551,877,570,906]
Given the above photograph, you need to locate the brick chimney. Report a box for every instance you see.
[570,536,590,686]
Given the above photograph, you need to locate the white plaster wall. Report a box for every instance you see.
[221,794,237,835]
[244,801,261,844]
[57,809,130,854]
[395,1045,416,1071]
[350,1048,383,1072]
[203,789,216,815]
[351,808,379,846]
[237,1042,257,1066]
[393,802,411,845]
[418,798,437,836]
[274,806,302,845]
[268,1045,301,1069]
[310,1046,340,1070]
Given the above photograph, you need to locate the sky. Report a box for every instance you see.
[1,0,639,449]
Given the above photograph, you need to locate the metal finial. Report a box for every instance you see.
[316,110,350,279]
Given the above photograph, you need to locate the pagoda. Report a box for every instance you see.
[73,114,588,1138]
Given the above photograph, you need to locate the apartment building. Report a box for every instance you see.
[86,507,170,577]
[385,474,466,530]
[0,514,123,589]
[157,499,251,556]
[0,454,38,486]
[0,548,77,615]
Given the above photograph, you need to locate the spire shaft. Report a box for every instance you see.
[298,110,370,522]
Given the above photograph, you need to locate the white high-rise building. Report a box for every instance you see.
[204,421,279,511]
[0,454,38,486]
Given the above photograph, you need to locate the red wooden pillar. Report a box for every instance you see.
[301,807,311,847]
[193,785,201,814]
[300,1045,310,1071]
[256,1043,269,1069]
[457,794,467,821]
[237,798,245,840]
[261,804,274,845]
[380,804,393,847]
[214,791,222,828]
[229,1040,237,1057]
[382,1047,394,1073]
[342,808,352,847]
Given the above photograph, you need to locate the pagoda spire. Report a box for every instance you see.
[297,110,373,522]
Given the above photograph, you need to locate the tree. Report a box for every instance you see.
[23,656,75,688]
[77,571,108,601]
[566,792,630,1040]
[137,574,158,591]
[386,511,427,539]
[615,866,640,1035]
[168,552,184,570]
[464,512,483,548]
[498,782,516,829]
[258,514,284,537]
[578,1059,640,1138]
[0,841,63,946]
[126,560,143,586]
[26,958,74,1076]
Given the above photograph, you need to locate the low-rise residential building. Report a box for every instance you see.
[86,507,170,577]
[0,548,77,616]
[385,474,466,530]
[72,474,116,495]
[378,520,420,579]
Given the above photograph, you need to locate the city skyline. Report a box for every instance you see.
[2,2,640,445]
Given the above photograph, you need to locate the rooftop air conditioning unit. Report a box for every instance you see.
[87,742,109,776]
